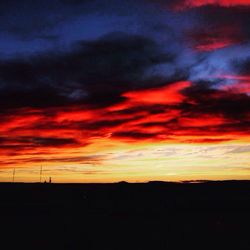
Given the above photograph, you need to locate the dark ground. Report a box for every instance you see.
[1,181,250,249]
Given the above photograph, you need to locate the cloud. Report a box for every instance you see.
[191,0,250,8]
[0,79,249,150]
[0,155,104,166]
[168,0,250,10]
[112,131,159,141]
[233,57,250,75]
[229,145,250,153]
[122,81,191,104]
[215,58,250,94]
[0,136,79,146]
[182,81,250,119]
[183,138,234,143]
[0,78,249,167]
[0,32,175,110]
[187,25,246,51]
[0,22,249,168]
[148,3,250,52]
[184,6,250,53]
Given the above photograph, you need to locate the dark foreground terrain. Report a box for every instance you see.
[1,181,250,249]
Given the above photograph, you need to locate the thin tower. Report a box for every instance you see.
[40,165,43,183]
[12,168,15,183]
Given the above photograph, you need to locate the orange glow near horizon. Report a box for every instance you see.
[0,80,249,183]
[1,139,250,183]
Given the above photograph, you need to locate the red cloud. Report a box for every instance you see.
[183,138,233,143]
[0,81,249,167]
[187,25,245,52]
[194,41,237,51]
[187,0,250,7]
[148,0,250,10]
[224,83,250,94]
[173,0,250,10]
[179,115,225,127]
[123,81,191,104]
[217,75,250,94]
[218,75,250,81]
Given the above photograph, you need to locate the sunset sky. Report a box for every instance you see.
[0,0,249,182]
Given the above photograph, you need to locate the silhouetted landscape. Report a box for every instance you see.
[1,181,250,249]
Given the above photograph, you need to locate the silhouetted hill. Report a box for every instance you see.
[1,181,250,249]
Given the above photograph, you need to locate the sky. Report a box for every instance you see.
[0,0,250,183]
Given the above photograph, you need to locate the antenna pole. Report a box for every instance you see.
[40,166,43,183]
[12,168,15,183]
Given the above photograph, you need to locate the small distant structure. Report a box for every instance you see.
[43,177,52,184]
